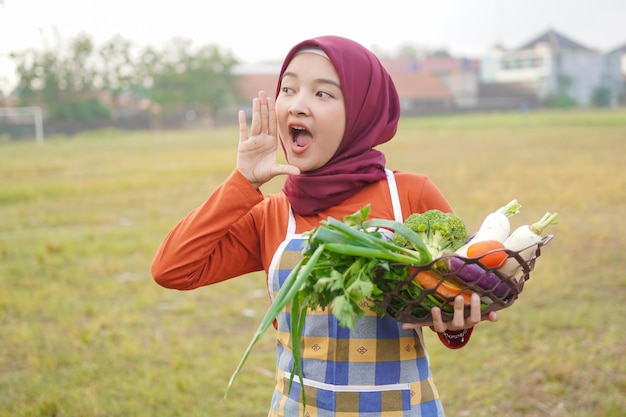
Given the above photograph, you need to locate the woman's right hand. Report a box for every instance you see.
[237,91,300,188]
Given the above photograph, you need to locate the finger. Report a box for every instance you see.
[401,322,420,331]
[452,295,466,328]
[430,307,444,333]
[238,110,248,143]
[259,91,269,133]
[267,96,277,137]
[470,293,481,324]
[251,97,261,135]
[271,163,301,178]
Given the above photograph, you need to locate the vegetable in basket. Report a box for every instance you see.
[442,210,559,299]
[466,240,508,268]
[392,200,519,304]
[392,209,468,258]
[455,199,522,255]
[390,209,473,302]
[498,211,559,276]
[413,269,473,304]
[430,199,522,300]
[445,255,513,298]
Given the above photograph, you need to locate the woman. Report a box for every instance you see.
[152,35,497,416]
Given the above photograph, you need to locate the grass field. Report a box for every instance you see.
[1,109,625,416]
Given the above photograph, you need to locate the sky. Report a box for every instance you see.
[1,0,625,95]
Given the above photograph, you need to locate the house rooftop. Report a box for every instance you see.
[517,28,591,52]
[391,72,453,99]
[235,74,279,100]
[607,42,626,55]
[381,57,479,73]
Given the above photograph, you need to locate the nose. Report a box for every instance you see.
[288,93,310,116]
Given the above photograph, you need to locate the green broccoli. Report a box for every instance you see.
[392,209,467,258]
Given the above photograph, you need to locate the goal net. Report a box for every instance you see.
[0,106,44,143]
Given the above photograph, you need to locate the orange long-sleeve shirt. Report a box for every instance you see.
[151,169,452,290]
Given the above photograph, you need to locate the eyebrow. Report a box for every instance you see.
[281,71,342,90]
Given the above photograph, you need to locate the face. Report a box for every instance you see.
[275,52,346,173]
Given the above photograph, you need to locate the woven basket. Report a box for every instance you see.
[373,235,554,324]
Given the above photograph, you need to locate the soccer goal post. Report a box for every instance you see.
[0,106,45,143]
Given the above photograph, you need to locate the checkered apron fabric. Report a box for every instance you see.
[265,171,445,417]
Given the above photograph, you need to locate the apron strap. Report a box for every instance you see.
[287,205,296,235]
[385,169,404,222]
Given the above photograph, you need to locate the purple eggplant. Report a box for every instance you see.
[446,255,515,299]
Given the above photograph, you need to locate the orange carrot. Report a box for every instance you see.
[414,270,473,305]
[467,240,507,268]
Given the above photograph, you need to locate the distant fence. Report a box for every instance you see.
[0,110,238,139]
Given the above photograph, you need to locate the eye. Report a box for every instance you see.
[280,86,294,94]
[316,90,333,99]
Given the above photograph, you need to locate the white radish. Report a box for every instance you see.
[456,199,522,256]
[499,211,559,276]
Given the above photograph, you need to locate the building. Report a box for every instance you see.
[233,63,281,101]
[480,28,624,107]
[381,57,479,112]
[605,43,626,105]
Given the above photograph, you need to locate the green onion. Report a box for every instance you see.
[224,244,326,399]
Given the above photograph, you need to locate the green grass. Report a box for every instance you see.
[1,109,625,416]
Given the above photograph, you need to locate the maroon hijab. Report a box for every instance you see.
[278,36,401,216]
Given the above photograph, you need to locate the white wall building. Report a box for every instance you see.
[481,29,624,107]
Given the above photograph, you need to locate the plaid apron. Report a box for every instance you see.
[266,170,445,417]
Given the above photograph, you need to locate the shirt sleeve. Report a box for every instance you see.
[151,169,266,290]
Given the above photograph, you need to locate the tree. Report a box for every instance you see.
[591,86,612,107]
[12,33,110,121]
[10,33,240,124]
[547,74,577,108]
[148,38,239,121]
[97,35,145,95]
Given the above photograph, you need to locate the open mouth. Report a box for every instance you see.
[290,125,313,153]
[291,125,313,149]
